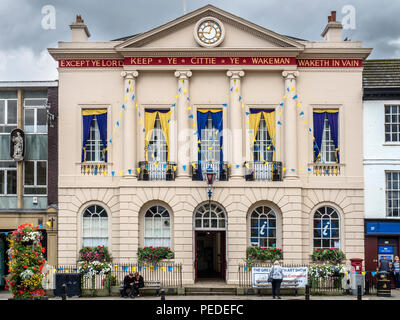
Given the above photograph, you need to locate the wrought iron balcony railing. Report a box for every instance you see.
[244,161,283,181]
[137,161,177,181]
[190,161,230,181]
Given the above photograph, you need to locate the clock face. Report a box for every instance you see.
[196,19,224,46]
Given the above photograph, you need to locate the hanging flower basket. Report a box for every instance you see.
[311,248,345,264]
[5,224,48,299]
[137,246,174,264]
[246,246,283,266]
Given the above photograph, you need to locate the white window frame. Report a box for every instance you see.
[84,116,105,163]
[24,160,47,196]
[147,114,168,179]
[0,162,17,195]
[82,205,109,247]
[24,98,48,134]
[194,202,226,231]
[313,206,340,249]
[200,113,221,180]
[144,205,171,247]
[0,99,18,134]
[386,171,400,217]
[320,114,337,163]
[249,206,277,248]
[385,105,400,143]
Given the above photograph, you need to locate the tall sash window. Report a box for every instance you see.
[313,110,339,163]
[144,109,171,179]
[82,205,108,247]
[82,110,107,163]
[197,109,223,181]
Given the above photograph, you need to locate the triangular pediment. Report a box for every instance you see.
[115,5,304,51]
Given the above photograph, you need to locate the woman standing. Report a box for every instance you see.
[270,260,284,299]
[392,256,400,289]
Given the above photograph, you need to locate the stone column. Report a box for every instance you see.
[282,70,299,179]
[121,71,139,176]
[174,70,192,179]
[17,88,24,208]
[227,70,245,179]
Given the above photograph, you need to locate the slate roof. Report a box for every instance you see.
[363,59,400,88]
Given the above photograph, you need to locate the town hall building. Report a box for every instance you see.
[49,5,371,285]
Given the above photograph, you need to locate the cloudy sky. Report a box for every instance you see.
[0,0,399,81]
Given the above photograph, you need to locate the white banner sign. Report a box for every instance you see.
[252,267,308,288]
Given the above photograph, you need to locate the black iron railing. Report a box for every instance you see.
[137,161,177,181]
[244,161,283,181]
[44,263,183,290]
[191,161,230,181]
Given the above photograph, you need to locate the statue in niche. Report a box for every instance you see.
[10,129,25,162]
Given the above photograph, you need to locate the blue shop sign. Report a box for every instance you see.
[252,219,274,237]
[378,246,393,254]
[317,220,337,238]
[366,221,400,235]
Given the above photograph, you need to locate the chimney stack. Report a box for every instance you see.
[69,15,91,42]
[321,10,343,42]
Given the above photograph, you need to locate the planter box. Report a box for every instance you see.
[8,296,49,300]
[81,288,109,297]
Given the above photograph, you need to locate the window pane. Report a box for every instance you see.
[37,161,47,186]
[7,100,17,124]
[37,109,47,133]
[24,109,35,133]
[0,100,4,125]
[7,170,17,195]
[24,161,35,185]
[24,99,47,107]
[0,170,4,194]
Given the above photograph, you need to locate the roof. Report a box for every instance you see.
[0,80,58,88]
[363,59,400,88]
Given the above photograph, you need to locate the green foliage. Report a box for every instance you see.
[5,223,47,299]
[311,248,345,264]
[78,246,112,263]
[137,246,174,264]
[246,246,283,265]
[103,273,119,288]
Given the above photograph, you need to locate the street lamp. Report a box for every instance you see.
[205,164,215,219]
[205,164,215,200]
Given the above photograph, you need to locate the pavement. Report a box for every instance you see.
[1,289,400,300]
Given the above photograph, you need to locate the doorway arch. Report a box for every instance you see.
[193,201,227,282]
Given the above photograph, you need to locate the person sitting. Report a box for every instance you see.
[120,273,135,298]
[132,272,144,297]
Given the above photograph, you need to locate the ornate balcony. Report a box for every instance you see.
[191,161,230,181]
[310,163,342,176]
[81,162,108,175]
[137,161,177,181]
[244,161,283,181]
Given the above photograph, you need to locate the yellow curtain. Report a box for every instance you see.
[249,112,262,162]
[263,111,275,161]
[158,111,172,161]
[197,108,222,113]
[144,111,158,161]
[82,109,107,116]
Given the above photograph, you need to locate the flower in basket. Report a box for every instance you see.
[77,246,113,277]
[137,246,174,264]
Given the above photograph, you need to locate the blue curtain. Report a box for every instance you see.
[313,112,325,162]
[249,108,274,114]
[82,115,94,162]
[210,111,223,174]
[326,112,339,162]
[196,111,210,180]
[96,113,108,162]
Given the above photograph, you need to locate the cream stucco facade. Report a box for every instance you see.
[49,5,371,285]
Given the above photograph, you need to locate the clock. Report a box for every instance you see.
[194,17,225,47]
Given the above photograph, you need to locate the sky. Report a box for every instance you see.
[0,0,399,81]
